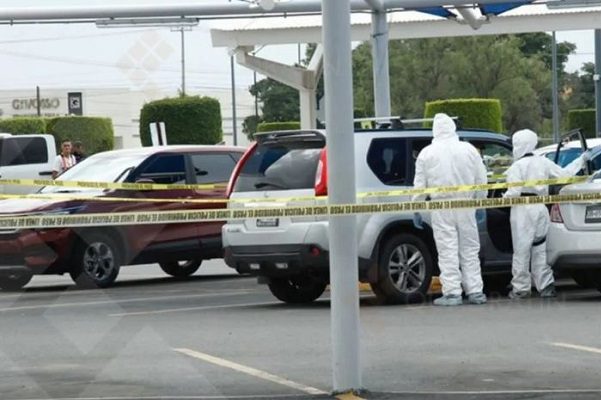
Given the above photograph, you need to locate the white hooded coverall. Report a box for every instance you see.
[413,114,488,297]
[504,129,585,294]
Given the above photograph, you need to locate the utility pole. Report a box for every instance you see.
[180,27,186,96]
[36,86,41,116]
[552,31,560,144]
[231,55,238,146]
[595,30,601,138]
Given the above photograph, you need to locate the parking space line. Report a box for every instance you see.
[549,342,601,355]
[174,347,328,396]
[110,301,281,317]
[0,291,254,313]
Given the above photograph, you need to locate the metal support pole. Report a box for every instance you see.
[595,30,601,138]
[180,28,186,96]
[230,55,238,146]
[552,31,560,144]
[322,0,361,393]
[371,10,391,118]
[253,70,259,118]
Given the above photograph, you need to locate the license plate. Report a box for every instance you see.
[585,205,601,223]
[256,218,279,228]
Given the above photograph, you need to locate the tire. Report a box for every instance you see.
[268,276,327,304]
[371,233,434,304]
[570,271,596,289]
[69,231,121,289]
[0,271,33,291]
[159,259,202,278]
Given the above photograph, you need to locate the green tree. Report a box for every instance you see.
[564,62,596,110]
[352,35,558,134]
[249,78,300,122]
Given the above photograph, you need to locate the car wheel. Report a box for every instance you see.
[371,233,433,304]
[570,271,596,289]
[0,271,33,291]
[159,259,202,278]
[268,276,327,304]
[70,231,121,289]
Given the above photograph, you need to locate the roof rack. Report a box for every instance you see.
[353,116,459,130]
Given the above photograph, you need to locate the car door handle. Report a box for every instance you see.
[39,171,53,176]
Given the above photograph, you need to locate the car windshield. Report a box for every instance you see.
[545,148,583,167]
[234,142,323,192]
[40,152,147,194]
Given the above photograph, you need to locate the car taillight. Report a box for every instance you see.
[550,204,563,223]
[226,142,257,199]
[314,148,328,196]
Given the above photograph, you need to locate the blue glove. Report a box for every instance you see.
[412,213,423,230]
[476,209,486,224]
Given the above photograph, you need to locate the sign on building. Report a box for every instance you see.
[68,92,83,115]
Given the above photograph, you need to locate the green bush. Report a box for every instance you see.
[0,117,46,134]
[424,98,503,132]
[567,109,596,139]
[256,121,301,133]
[139,96,223,146]
[46,116,114,155]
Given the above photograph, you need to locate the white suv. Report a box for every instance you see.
[223,128,514,304]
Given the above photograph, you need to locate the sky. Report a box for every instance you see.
[0,1,595,100]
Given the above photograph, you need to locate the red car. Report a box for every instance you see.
[0,145,243,290]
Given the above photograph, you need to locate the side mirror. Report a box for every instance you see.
[134,178,155,191]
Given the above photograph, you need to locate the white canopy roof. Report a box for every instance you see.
[211,3,601,47]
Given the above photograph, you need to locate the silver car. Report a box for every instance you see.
[223,128,514,304]
[548,169,601,291]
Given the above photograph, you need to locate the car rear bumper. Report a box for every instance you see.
[224,244,330,276]
[548,222,601,270]
[224,244,373,279]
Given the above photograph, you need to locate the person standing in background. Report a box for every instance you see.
[72,141,86,163]
[52,139,76,179]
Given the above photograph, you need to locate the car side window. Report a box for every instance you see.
[0,137,48,166]
[367,138,408,186]
[137,154,187,185]
[190,153,237,184]
[467,140,513,177]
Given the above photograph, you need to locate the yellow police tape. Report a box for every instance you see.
[0,190,599,230]
[0,178,225,191]
[0,175,591,205]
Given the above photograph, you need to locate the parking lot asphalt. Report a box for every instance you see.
[1,261,601,400]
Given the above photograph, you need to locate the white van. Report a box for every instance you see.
[0,134,57,194]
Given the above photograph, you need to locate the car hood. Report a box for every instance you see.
[0,197,71,215]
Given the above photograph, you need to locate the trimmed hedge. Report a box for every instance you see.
[256,121,301,133]
[567,109,596,139]
[139,96,223,146]
[424,98,503,132]
[46,116,114,155]
[0,117,46,134]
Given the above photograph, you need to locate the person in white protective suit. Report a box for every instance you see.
[503,129,590,299]
[413,113,488,306]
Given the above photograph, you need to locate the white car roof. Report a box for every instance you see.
[534,138,601,155]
